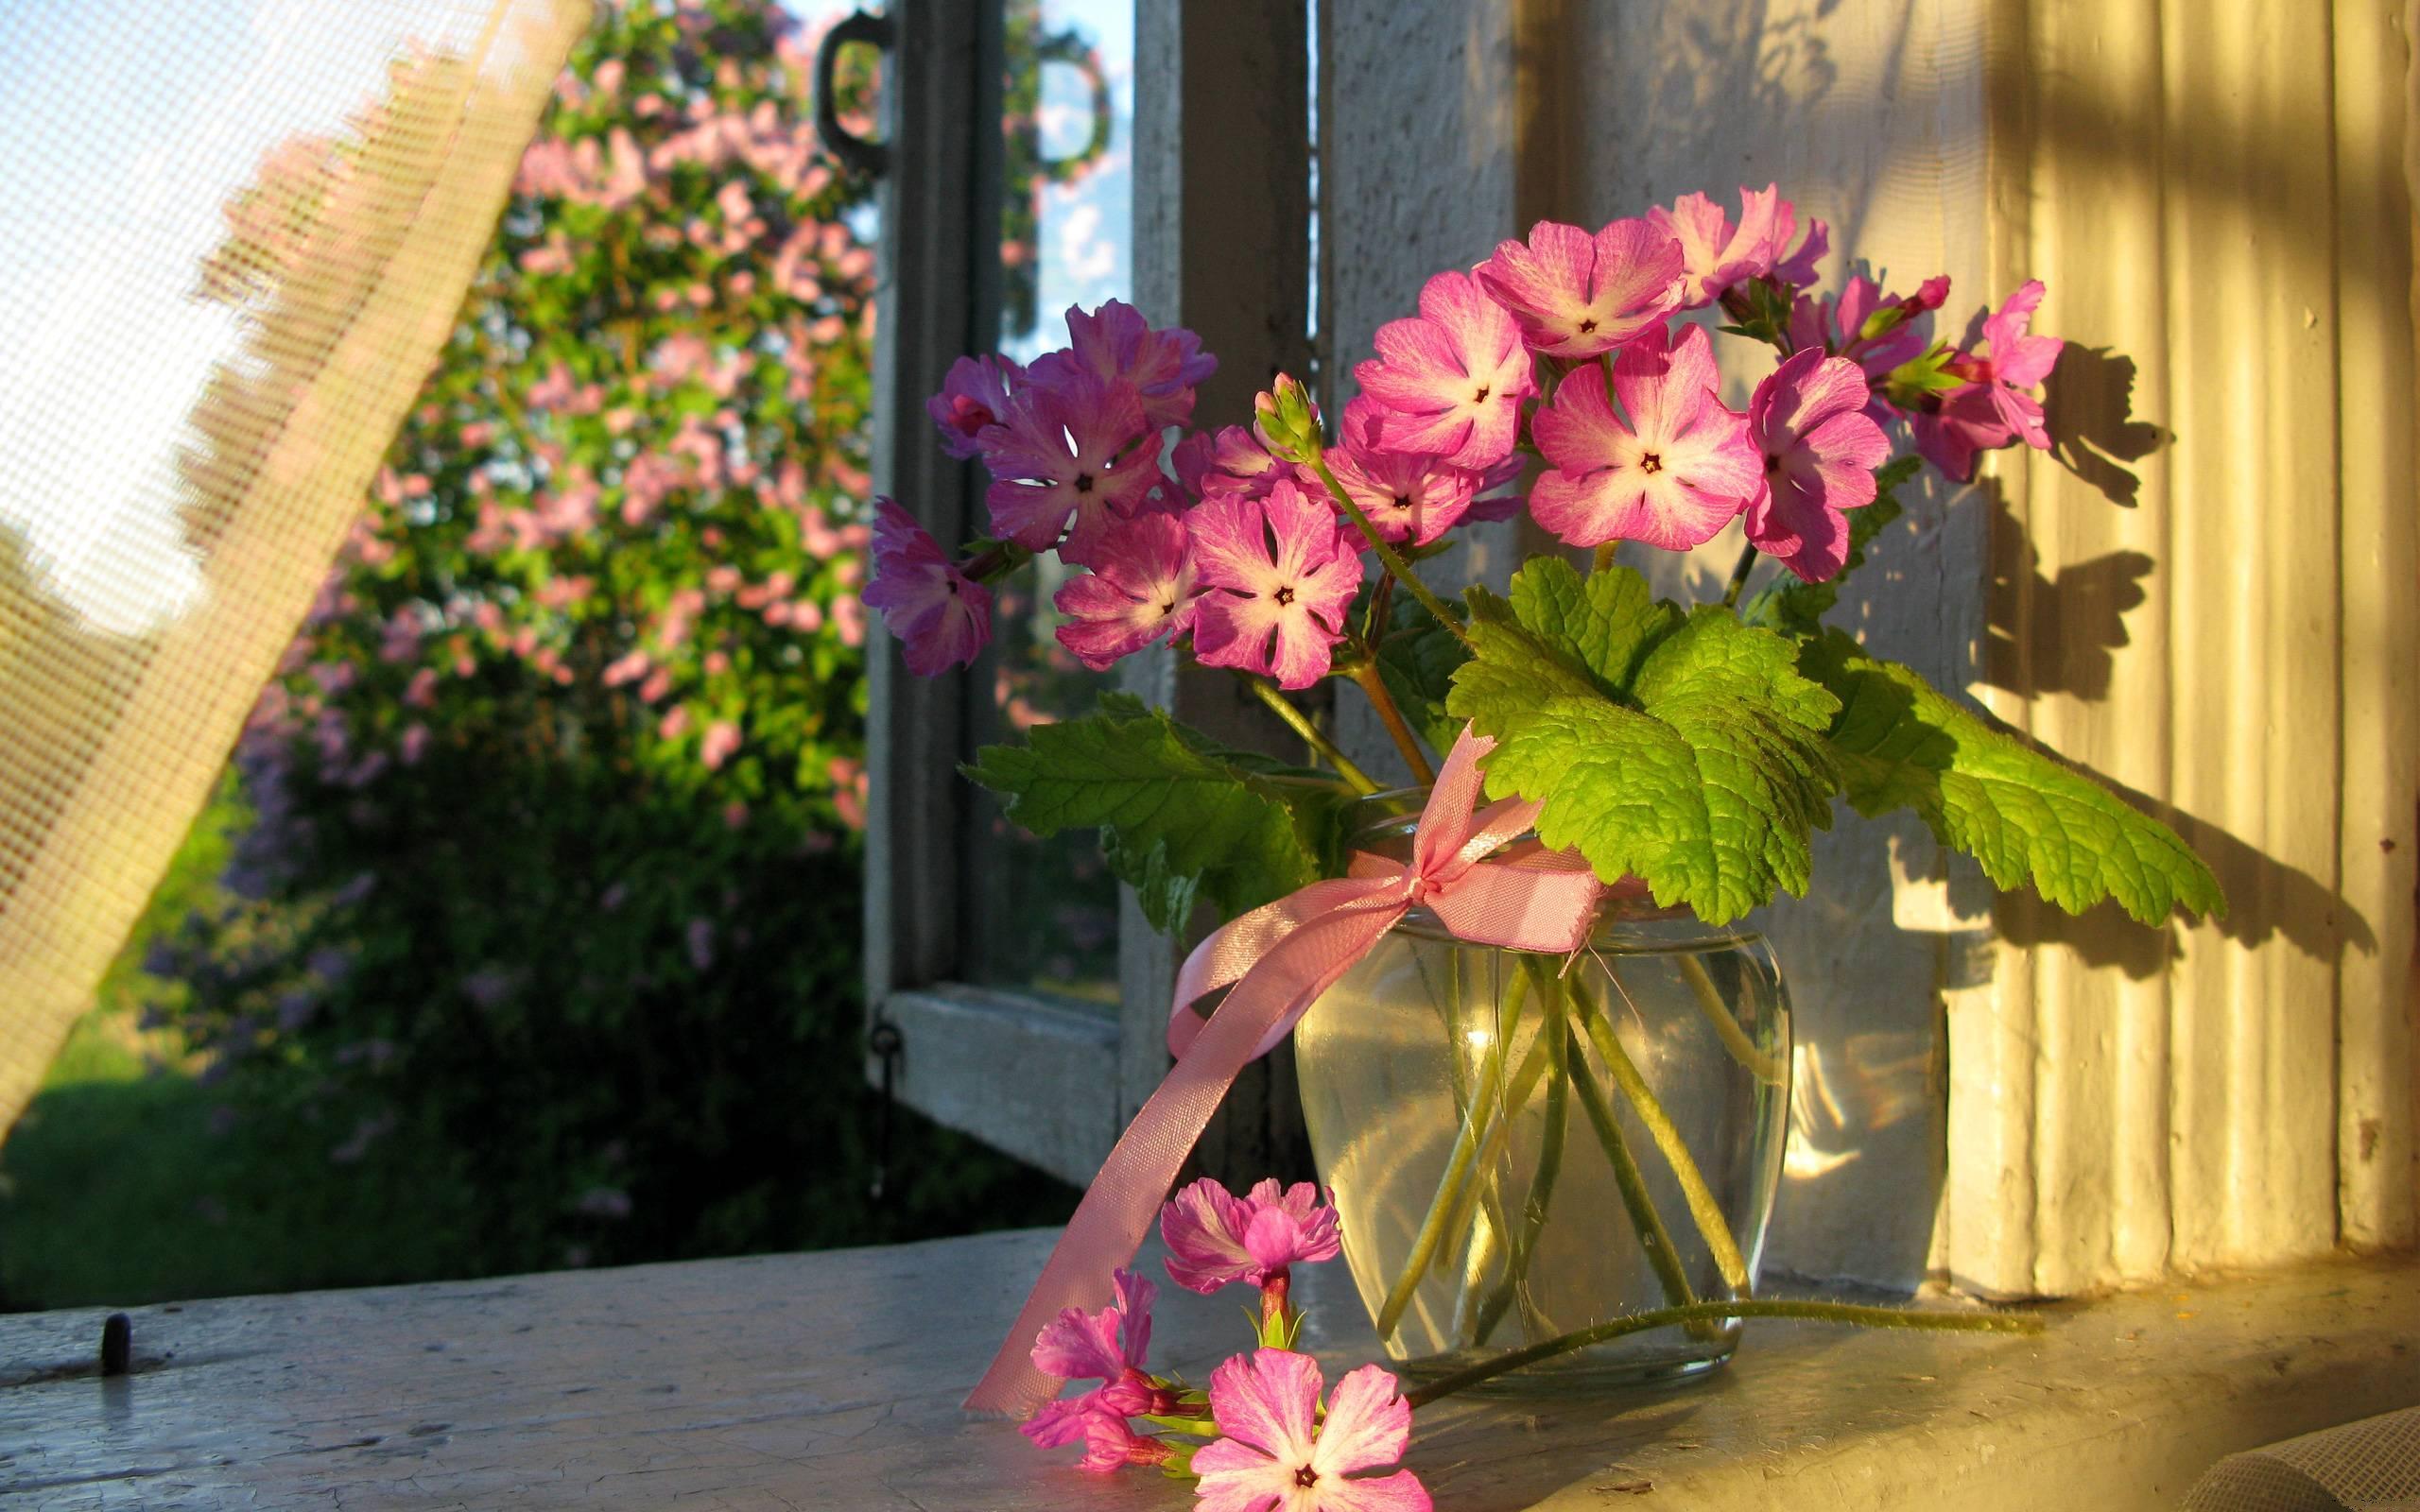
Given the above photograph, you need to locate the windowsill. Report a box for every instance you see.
[1,1230,2411,1508]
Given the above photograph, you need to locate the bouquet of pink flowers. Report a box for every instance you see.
[869,185,2220,1497]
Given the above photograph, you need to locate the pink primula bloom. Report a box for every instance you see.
[1953,278,2063,451]
[1160,1177,1342,1296]
[1029,299,1218,430]
[1320,397,1505,546]
[1651,184,1786,308]
[1743,349,1895,583]
[1353,268,1536,470]
[977,371,1159,562]
[926,353,1024,459]
[1475,216,1685,358]
[1053,509,1201,671]
[1529,322,1761,551]
[861,498,993,676]
[1173,424,1288,503]
[1188,480,1364,691]
[1022,1269,1175,1466]
[1909,386,2015,484]
[1080,1415,1173,1473]
[1192,1351,1430,1512]
[1771,210,1829,288]
[1788,274,1931,425]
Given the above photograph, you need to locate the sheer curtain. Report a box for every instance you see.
[0,0,590,1129]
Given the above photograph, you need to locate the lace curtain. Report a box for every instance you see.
[0,0,591,1129]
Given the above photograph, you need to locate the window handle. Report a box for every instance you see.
[814,10,894,179]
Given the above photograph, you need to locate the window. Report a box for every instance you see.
[858,0,1313,1188]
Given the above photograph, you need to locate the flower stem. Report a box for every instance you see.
[1245,678,1381,795]
[1677,954,1786,1086]
[1471,973,1570,1343]
[1351,662,1437,785]
[1308,458,1475,649]
[1375,963,1529,1341]
[1576,979,1752,1294]
[1591,542,1619,575]
[1401,1298,2043,1408]
[1720,542,1759,609]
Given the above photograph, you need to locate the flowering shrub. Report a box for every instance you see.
[139,0,1076,1276]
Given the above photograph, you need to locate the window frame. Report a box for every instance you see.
[861,0,1314,1189]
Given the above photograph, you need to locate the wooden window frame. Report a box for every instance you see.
[862,0,1315,1189]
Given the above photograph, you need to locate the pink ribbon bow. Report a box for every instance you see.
[964,726,1604,1418]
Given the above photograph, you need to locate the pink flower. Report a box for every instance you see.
[1160,1177,1341,1296]
[1475,216,1685,358]
[1029,299,1216,430]
[1322,397,1519,546]
[1192,1351,1429,1512]
[1188,479,1364,690]
[926,354,1024,459]
[1530,321,1761,551]
[1352,268,1536,470]
[1173,425,1288,503]
[862,498,993,676]
[1910,281,2063,482]
[700,720,742,770]
[1022,1269,1175,1465]
[1651,183,1827,308]
[977,371,1159,562]
[1953,278,2062,451]
[1743,349,1894,583]
[1787,274,1935,422]
[1053,509,1201,670]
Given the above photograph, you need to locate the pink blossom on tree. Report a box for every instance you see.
[1475,216,1685,358]
[1052,509,1201,671]
[1530,321,1761,551]
[1188,480,1364,691]
[1352,268,1536,470]
[862,498,993,676]
[1743,348,1895,583]
[1191,1350,1430,1512]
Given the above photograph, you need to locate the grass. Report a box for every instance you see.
[0,1005,480,1312]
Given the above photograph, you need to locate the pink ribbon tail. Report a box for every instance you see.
[961,725,1604,1418]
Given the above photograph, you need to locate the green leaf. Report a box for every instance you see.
[963,696,1345,933]
[1743,455,1922,639]
[1801,631,2224,923]
[1446,559,1840,923]
[1372,588,1471,758]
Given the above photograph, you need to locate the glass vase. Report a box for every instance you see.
[1291,800,1792,1390]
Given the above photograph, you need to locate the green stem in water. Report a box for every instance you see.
[1720,542,1759,609]
[1374,966,1528,1341]
[1564,1019,1698,1314]
[1577,978,1752,1294]
[1471,971,1570,1344]
[1308,457,1474,649]
[1402,1298,2042,1408]
[1676,954,1786,1087]
[1245,677,1381,795]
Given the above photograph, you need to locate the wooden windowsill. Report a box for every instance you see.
[1,1229,2412,1508]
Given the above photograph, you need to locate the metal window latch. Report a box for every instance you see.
[813,11,895,179]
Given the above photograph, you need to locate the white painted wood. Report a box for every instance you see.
[881,986,1120,1187]
[1,1235,2412,1508]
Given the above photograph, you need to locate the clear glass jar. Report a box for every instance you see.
[1291,793,1791,1390]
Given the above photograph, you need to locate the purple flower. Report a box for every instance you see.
[862,498,992,676]
[1530,321,1760,551]
[1475,216,1685,358]
[1159,1177,1341,1296]
[925,354,1025,459]
[1188,479,1364,691]
[1353,268,1537,470]
[1022,1269,1175,1466]
[1789,273,1937,422]
[1743,349,1894,583]
[1030,299,1217,430]
[977,370,1160,562]
[1192,1350,1429,1512]
[1053,507,1201,671]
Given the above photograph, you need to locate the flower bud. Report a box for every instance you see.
[1253,375,1324,466]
